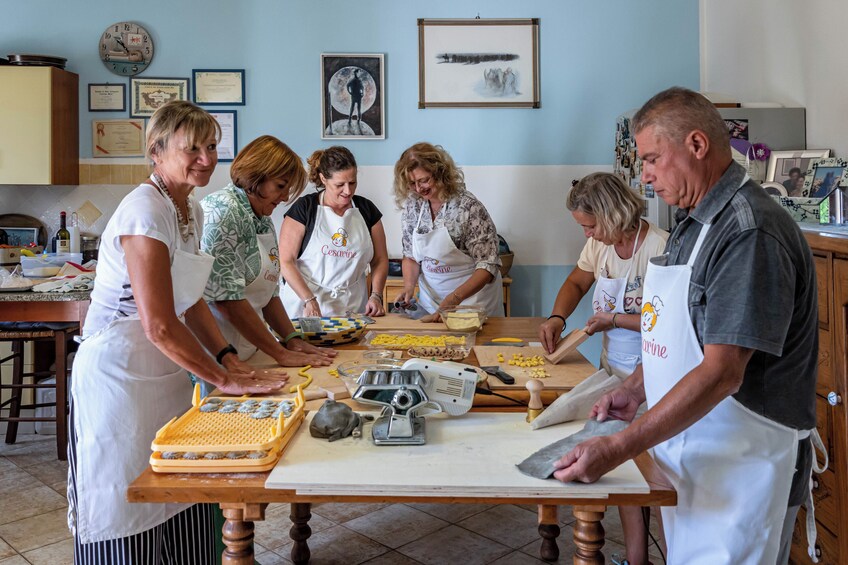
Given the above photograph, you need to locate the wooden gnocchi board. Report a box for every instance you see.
[362,312,447,332]
[472,345,595,391]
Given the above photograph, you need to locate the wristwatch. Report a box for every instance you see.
[215,344,238,365]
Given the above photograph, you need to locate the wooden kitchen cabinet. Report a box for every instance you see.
[0,67,78,185]
[790,232,848,564]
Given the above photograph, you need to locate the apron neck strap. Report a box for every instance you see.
[415,201,427,230]
[601,220,643,280]
[687,223,711,268]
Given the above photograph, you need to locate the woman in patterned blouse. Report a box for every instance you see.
[393,142,504,318]
[200,135,335,368]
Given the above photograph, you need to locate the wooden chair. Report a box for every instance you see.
[0,323,79,460]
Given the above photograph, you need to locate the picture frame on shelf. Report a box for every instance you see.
[321,53,384,140]
[801,157,848,200]
[766,149,831,197]
[92,118,145,157]
[208,110,237,162]
[129,77,190,118]
[192,69,245,106]
[88,83,126,112]
[418,18,540,108]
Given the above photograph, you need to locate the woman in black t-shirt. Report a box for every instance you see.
[279,146,389,317]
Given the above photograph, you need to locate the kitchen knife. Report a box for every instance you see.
[480,366,516,385]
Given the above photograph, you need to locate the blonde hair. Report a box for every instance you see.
[230,135,307,198]
[145,100,220,160]
[306,146,357,187]
[631,87,730,154]
[392,142,465,208]
[566,173,643,241]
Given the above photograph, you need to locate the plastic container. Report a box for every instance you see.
[21,253,83,277]
[438,305,487,333]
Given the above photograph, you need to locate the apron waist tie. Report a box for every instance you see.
[805,428,828,563]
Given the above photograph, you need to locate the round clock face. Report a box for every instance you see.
[99,21,154,76]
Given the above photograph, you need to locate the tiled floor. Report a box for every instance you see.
[0,434,665,564]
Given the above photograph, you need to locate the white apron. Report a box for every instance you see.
[281,193,373,317]
[641,219,814,564]
[212,230,279,361]
[593,223,643,379]
[70,233,214,543]
[411,204,504,316]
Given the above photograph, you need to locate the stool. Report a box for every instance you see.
[0,324,79,460]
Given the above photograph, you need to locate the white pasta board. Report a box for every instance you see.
[266,412,649,498]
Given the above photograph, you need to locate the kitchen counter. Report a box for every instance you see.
[0,289,91,302]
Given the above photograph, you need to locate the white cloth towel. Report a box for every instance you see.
[33,273,96,293]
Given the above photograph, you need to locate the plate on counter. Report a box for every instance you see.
[0,283,34,292]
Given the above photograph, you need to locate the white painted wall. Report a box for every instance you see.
[700,0,848,157]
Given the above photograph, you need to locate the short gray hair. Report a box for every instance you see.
[632,87,729,151]
[146,100,220,160]
[566,173,643,241]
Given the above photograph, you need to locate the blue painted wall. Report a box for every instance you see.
[2,0,700,164]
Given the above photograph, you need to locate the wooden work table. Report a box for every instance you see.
[129,317,674,564]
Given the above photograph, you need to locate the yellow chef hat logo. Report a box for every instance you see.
[641,296,663,333]
[331,228,349,247]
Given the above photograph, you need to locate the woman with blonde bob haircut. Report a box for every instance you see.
[68,101,285,562]
[201,135,335,370]
[394,142,504,319]
[538,172,668,565]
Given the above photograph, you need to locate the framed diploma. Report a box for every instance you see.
[129,77,190,118]
[88,83,127,112]
[208,111,238,162]
[192,69,245,106]
[92,119,146,157]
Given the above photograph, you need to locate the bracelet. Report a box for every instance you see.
[370,292,384,304]
[283,330,304,344]
[451,291,463,303]
[612,313,619,329]
[303,295,317,305]
[547,314,566,327]
[215,344,238,365]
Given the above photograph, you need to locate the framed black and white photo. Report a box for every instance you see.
[129,77,190,118]
[801,157,848,200]
[88,83,126,112]
[193,69,245,106]
[766,149,831,198]
[208,110,237,162]
[418,18,540,108]
[321,53,384,140]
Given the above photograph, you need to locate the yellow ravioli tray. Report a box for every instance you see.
[150,384,306,473]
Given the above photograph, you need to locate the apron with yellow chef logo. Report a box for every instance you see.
[281,192,373,317]
[211,230,279,361]
[411,203,503,316]
[593,222,643,379]
[641,219,815,564]
[69,232,213,543]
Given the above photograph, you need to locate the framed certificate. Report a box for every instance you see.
[193,69,245,106]
[92,119,146,157]
[209,111,238,162]
[129,77,190,118]
[88,83,127,112]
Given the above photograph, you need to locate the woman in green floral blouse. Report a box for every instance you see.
[200,135,336,367]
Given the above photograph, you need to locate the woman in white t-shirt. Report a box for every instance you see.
[538,172,668,565]
[68,101,286,563]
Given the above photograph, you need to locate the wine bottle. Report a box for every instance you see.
[55,211,71,253]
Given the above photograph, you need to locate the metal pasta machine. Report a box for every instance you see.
[351,359,478,445]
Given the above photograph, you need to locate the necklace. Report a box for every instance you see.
[151,172,195,242]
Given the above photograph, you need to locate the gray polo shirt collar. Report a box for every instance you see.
[687,161,749,225]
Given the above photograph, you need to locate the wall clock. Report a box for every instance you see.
[99,21,154,76]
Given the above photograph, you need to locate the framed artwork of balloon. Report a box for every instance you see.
[321,53,385,140]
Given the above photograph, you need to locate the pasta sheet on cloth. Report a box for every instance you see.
[530,369,621,430]
[517,419,629,479]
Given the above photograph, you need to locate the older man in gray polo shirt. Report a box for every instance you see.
[552,87,819,565]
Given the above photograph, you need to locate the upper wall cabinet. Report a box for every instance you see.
[0,67,78,185]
